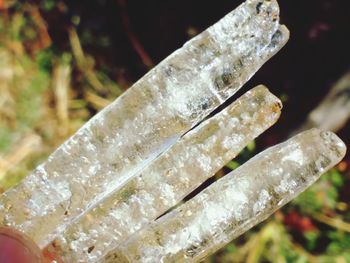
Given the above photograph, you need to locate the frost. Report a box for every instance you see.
[45,86,282,262]
[109,129,346,263]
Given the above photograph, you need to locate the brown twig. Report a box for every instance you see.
[26,5,52,53]
[84,91,112,110]
[69,28,105,93]
[68,28,104,92]
[313,213,350,233]
[52,62,71,136]
[117,0,154,68]
[68,28,123,96]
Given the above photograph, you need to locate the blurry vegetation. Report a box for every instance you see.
[0,0,349,262]
[0,0,124,190]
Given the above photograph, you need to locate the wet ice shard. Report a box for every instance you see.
[107,129,346,263]
[44,85,282,262]
[0,0,289,247]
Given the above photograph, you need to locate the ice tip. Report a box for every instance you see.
[252,84,268,91]
[269,25,290,48]
[303,128,347,161]
[248,0,280,17]
[319,129,347,160]
[251,85,283,112]
[279,25,290,40]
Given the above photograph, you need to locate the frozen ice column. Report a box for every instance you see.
[0,0,288,247]
[44,85,282,262]
[107,129,346,263]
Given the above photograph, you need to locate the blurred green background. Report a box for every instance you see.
[0,0,349,262]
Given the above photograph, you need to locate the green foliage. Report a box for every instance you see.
[36,48,54,72]
[0,128,13,152]
[225,160,240,170]
[304,231,320,250]
[41,0,56,11]
[16,68,49,127]
[225,243,237,253]
[326,230,350,254]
